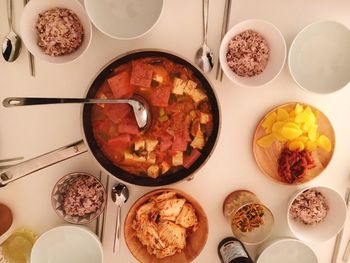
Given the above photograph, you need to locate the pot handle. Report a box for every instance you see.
[0,140,88,187]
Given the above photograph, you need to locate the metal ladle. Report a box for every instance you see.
[195,0,214,73]
[2,0,21,62]
[111,183,129,254]
[3,95,151,130]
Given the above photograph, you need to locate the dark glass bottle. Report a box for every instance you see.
[218,237,253,263]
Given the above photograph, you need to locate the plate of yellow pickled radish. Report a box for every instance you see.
[253,103,335,185]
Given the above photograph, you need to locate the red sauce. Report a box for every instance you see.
[91,57,213,178]
[278,148,316,183]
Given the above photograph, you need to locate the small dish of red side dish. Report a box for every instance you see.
[253,103,335,185]
[91,56,214,179]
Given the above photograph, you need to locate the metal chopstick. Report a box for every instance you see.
[215,0,232,81]
[331,187,350,263]
[24,0,35,76]
[95,171,109,242]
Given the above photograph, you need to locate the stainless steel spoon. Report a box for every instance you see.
[111,183,129,254]
[2,0,21,62]
[195,0,214,73]
[3,95,151,130]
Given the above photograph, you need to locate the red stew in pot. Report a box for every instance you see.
[91,57,213,178]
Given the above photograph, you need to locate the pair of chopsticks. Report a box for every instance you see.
[95,171,110,242]
[24,0,35,76]
[215,0,232,81]
[331,187,350,263]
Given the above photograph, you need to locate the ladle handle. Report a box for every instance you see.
[0,140,87,186]
[113,205,122,253]
[3,97,130,107]
[7,0,13,30]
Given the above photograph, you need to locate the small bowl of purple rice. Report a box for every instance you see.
[51,172,106,224]
[219,19,286,87]
[287,185,347,243]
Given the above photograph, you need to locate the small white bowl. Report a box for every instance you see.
[20,0,92,64]
[219,19,286,87]
[287,185,347,244]
[257,238,318,263]
[31,225,103,263]
[84,0,163,40]
[289,20,350,94]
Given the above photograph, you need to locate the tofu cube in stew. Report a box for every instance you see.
[147,164,160,178]
[172,77,186,95]
[172,151,183,166]
[160,161,171,174]
[147,152,156,164]
[200,112,210,124]
[152,74,163,84]
[191,130,205,149]
[134,140,145,151]
[146,139,159,152]
[184,80,207,103]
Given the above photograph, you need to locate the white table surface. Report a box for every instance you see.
[1,0,350,262]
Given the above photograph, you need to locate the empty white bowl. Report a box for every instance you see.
[289,20,350,94]
[31,225,103,263]
[84,0,163,40]
[257,238,318,263]
[219,19,286,87]
[20,0,92,64]
[287,185,347,244]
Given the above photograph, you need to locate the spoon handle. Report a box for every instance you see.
[2,97,131,107]
[7,0,13,30]
[202,0,209,43]
[113,205,122,253]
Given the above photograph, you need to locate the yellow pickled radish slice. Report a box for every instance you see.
[280,127,302,140]
[272,121,285,133]
[306,140,318,151]
[295,112,312,124]
[276,108,289,121]
[288,140,305,151]
[302,121,311,132]
[283,122,300,130]
[317,135,332,152]
[308,124,318,141]
[257,133,276,148]
[295,103,304,114]
[273,131,288,142]
[262,112,277,131]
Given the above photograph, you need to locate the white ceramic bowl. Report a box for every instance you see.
[84,0,163,40]
[20,0,92,64]
[31,225,103,263]
[257,238,318,263]
[289,21,350,94]
[287,185,347,244]
[219,19,286,87]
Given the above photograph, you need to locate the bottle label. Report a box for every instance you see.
[220,240,248,263]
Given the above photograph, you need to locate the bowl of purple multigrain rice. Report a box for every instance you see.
[287,185,347,244]
[51,172,106,224]
[219,19,286,87]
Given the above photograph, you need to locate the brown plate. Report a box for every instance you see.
[253,102,335,185]
[124,188,208,263]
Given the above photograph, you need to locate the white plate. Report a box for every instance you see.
[31,225,103,263]
[84,0,163,40]
[257,239,318,263]
[20,0,92,64]
[289,20,350,94]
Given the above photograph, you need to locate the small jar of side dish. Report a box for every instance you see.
[223,190,274,245]
[218,237,254,263]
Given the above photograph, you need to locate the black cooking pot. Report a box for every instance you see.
[0,50,220,187]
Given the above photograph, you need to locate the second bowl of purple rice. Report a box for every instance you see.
[287,185,347,243]
[51,172,106,224]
